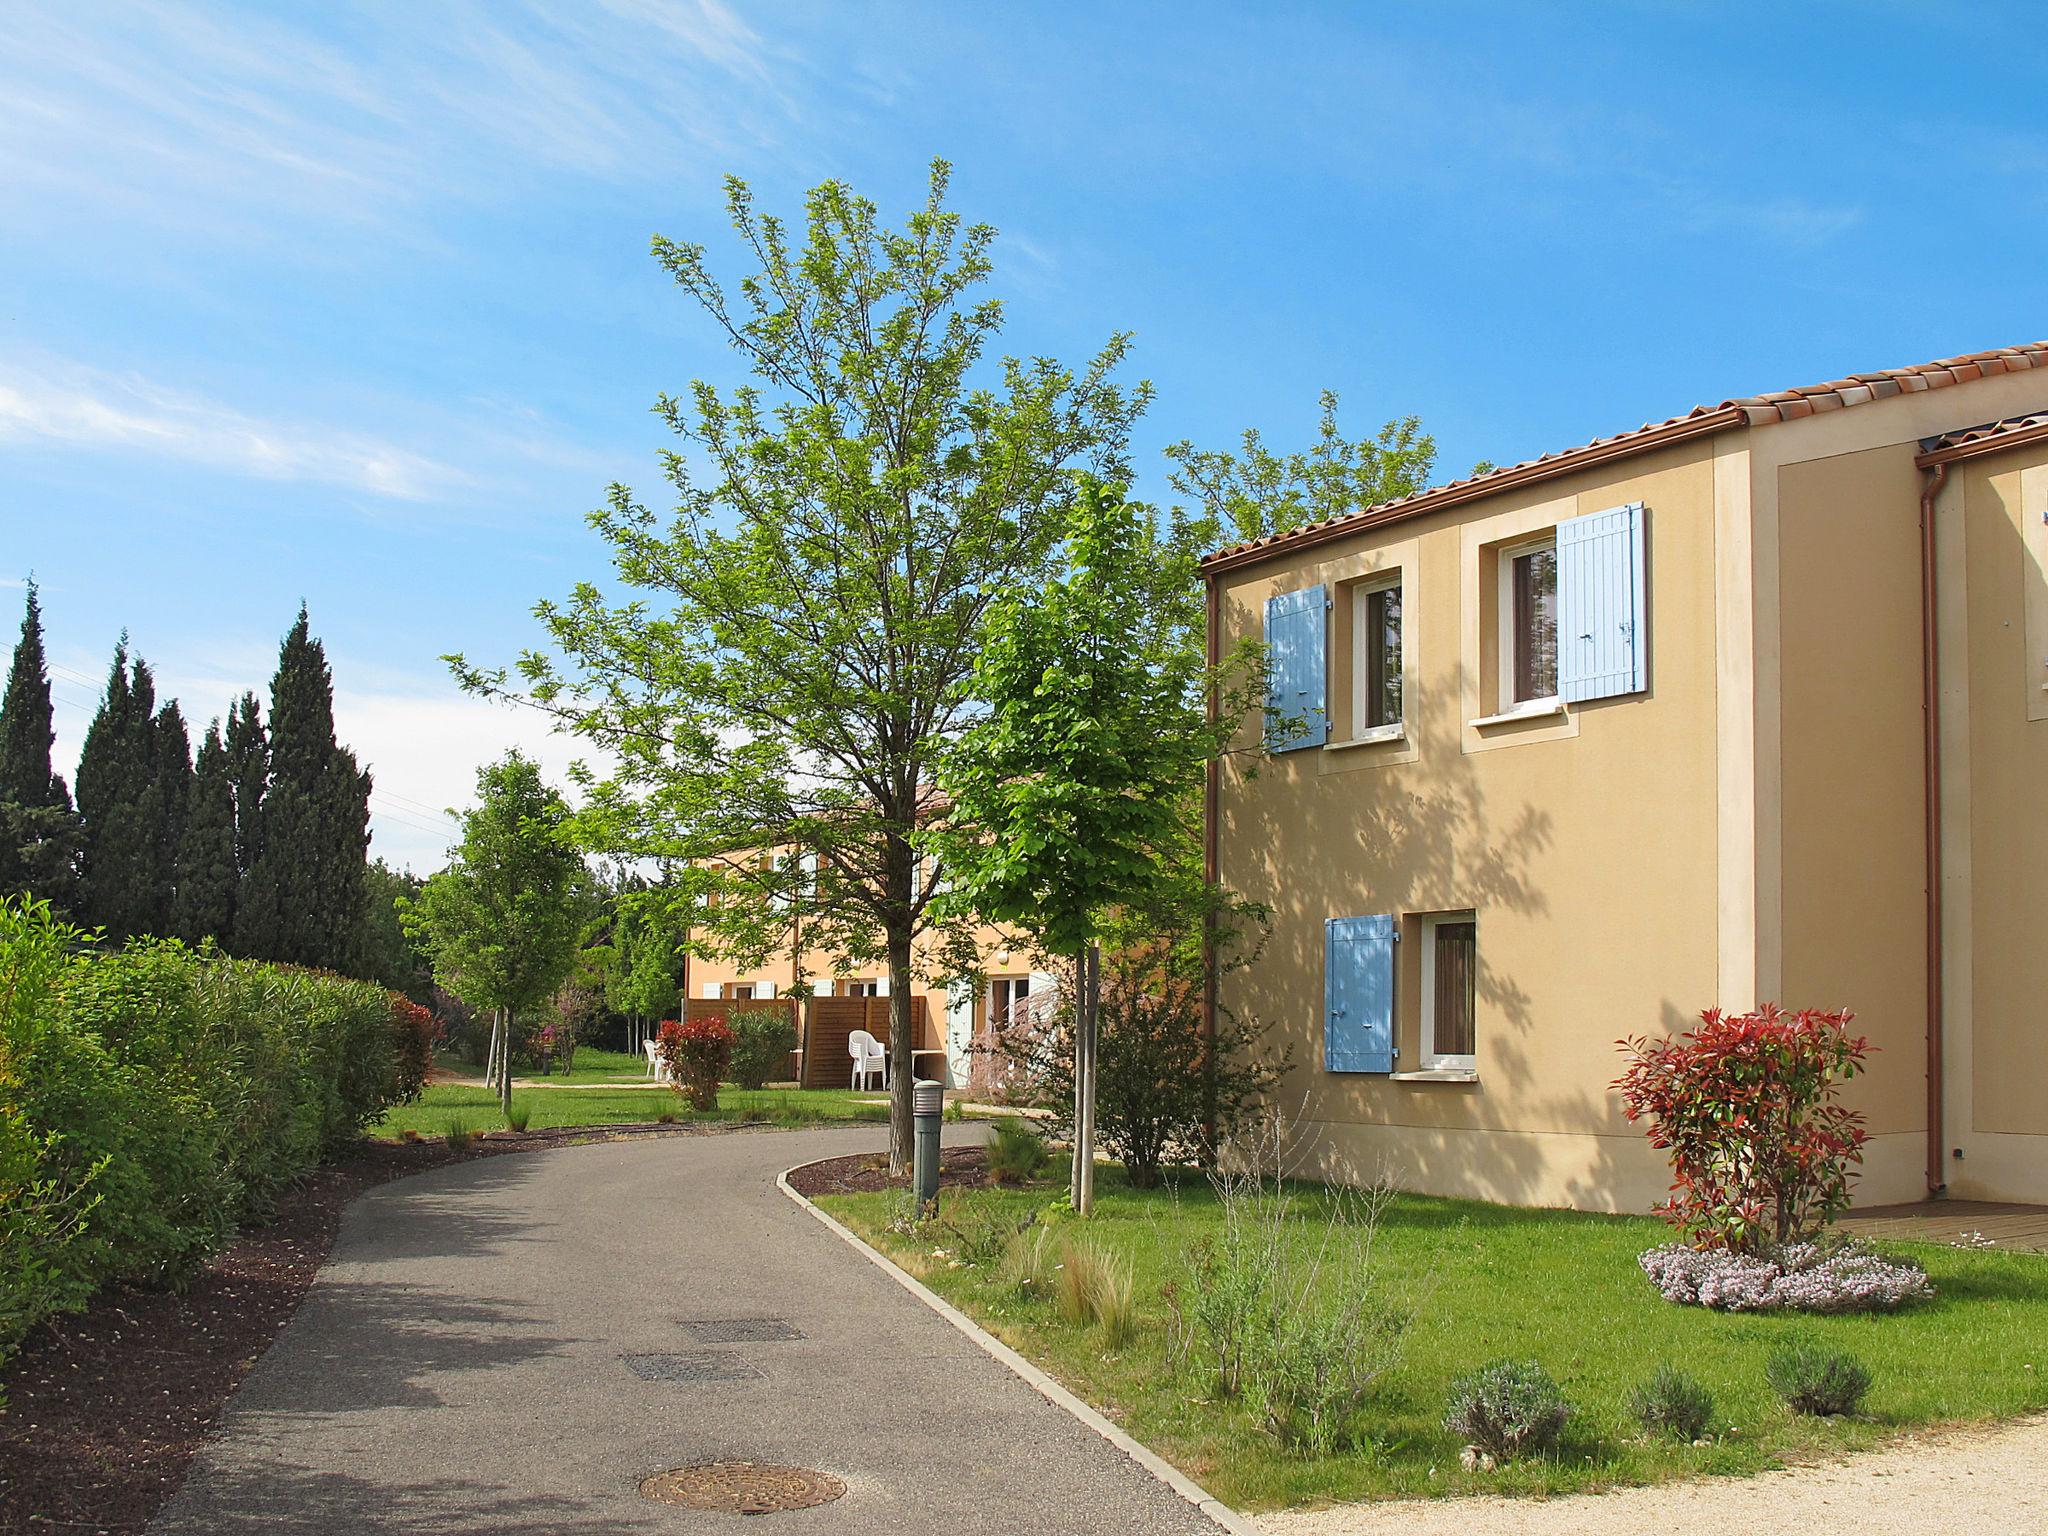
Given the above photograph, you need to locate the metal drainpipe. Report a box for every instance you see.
[1919,459,1949,1198]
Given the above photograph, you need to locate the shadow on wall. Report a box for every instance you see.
[1222,672,1679,1213]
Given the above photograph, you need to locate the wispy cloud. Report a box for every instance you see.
[0,1,809,243]
[0,356,469,500]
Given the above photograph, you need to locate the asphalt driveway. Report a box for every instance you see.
[148,1125,1222,1535]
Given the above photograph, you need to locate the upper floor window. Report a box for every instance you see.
[990,975,1032,1027]
[1352,577,1403,731]
[1501,535,1558,704]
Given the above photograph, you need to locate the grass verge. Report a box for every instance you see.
[816,1159,2048,1511]
[373,1083,897,1137]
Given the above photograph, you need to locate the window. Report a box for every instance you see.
[727,983,756,1001]
[1351,578,1403,732]
[989,976,1031,1028]
[1421,915,1476,1070]
[1500,536,1558,705]
[836,977,879,997]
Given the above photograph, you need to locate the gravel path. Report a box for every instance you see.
[149,1125,1221,1535]
[1259,1414,2048,1536]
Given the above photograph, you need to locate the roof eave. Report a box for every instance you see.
[1916,417,2048,468]
[1199,404,1748,579]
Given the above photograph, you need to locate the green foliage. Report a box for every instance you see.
[1257,1279,1410,1455]
[242,608,370,973]
[451,162,1147,1164]
[932,478,1238,958]
[1630,1364,1715,1440]
[985,1116,1051,1183]
[1164,391,1438,549]
[504,1099,532,1132]
[359,859,432,1001]
[444,1118,474,1152]
[936,1193,1031,1267]
[174,723,238,944]
[0,896,421,1376]
[75,641,170,941]
[726,1006,797,1089]
[1444,1360,1572,1462]
[1766,1339,1872,1417]
[996,1223,1059,1298]
[223,692,270,955]
[404,752,586,1019]
[0,579,81,913]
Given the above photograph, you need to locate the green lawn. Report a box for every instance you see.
[434,1045,660,1086]
[372,1082,894,1137]
[818,1158,2048,1511]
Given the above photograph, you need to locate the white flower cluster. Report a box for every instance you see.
[1640,1240,1933,1314]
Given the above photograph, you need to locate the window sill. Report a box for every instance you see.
[1326,724,1406,750]
[1469,697,1565,730]
[1390,1068,1479,1083]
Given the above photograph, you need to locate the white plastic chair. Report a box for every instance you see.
[848,1028,887,1090]
[644,1038,671,1083]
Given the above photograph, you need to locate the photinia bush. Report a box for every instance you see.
[659,1015,732,1111]
[389,996,440,1105]
[1615,1005,1871,1253]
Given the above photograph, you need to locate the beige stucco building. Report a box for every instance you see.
[1203,342,2048,1213]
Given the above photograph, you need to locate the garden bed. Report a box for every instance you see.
[786,1144,1001,1197]
[0,1119,734,1535]
[815,1160,2048,1512]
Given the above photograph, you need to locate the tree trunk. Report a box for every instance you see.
[485,1009,502,1095]
[1072,942,1100,1216]
[498,1006,513,1113]
[886,927,915,1173]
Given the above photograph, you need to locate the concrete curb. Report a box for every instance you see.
[777,1164,1259,1536]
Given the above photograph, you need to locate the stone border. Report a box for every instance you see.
[777,1163,1258,1536]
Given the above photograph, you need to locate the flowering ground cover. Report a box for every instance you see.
[816,1160,2048,1511]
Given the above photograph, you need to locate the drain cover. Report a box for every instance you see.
[622,1352,763,1383]
[679,1317,804,1344]
[639,1461,847,1514]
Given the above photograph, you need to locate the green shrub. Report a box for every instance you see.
[1630,1364,1715,1440]
[1257,1282,1410,1455]
[504,1100,532,1132]
[1445,1360,1571,1462]
[985,1117,1050,1183]
[0,895,435,1379]
[445,1118,474,1152]
[1767,1339,1871,1416]
[727,1008,798,1090]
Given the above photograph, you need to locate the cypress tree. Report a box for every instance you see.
[0,580,81,908]
[224,691,273,956]
[146,699,193,935]
[175,720,238,944]
[75,642,158,940]
[244,608,370,971]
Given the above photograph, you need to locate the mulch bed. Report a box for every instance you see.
[785,1144,1001,1197]
[0,1119,729,1536]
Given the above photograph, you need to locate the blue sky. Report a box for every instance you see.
[3,1,2043,870]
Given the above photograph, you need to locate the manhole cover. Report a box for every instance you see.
[679,1317,804,1344]
[639,1461,846,1514]
[622,1352,763,1383]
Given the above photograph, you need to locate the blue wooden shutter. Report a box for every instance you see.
[1325,914,1395,1073]
[1264,585,1329,751]
[1557,502,1648,702]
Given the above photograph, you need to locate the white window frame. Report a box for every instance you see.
[1497,531,1560,711]
[1419,913,1477,1072]
[1349,574,1404,741]
[989,975,1031,1029]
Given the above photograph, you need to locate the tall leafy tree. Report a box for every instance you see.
[245,609,371,971]
[224,692,271,956]
[0,581,80,908]
[1165,392,1438,549]
[931,479,1255,1212]
[174,721,238,944]
[403,752,586,1112]
[359,858,432,1001]
[455,163,1147,1167]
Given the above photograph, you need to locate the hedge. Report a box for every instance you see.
[0,897,436,1379]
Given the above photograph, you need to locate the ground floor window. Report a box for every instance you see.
[989,975,1031,1030]
[836,977,879,996]
[1422,915,1476,1069]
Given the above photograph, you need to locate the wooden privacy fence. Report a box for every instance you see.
[800,995,938,1089]
[673,995,940,1089]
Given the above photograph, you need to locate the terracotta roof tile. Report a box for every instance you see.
[1919,411,2048,460]
[1203,341,2048,570]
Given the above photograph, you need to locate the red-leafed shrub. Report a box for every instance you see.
[1615,1005,1871,1253]
[658,1016,732,1111]
[388,995,440,1105]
